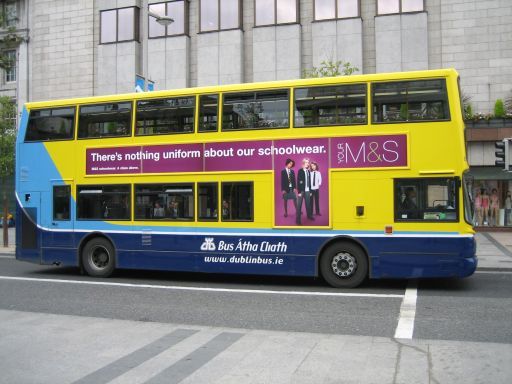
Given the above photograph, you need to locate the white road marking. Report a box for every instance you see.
[0,255,14,259]
[0,276,404,299]
[394,280,418,339]
[475,270,512,275]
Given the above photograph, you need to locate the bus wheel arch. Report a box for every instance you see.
[318,237,369,288]
[78,233,116,278]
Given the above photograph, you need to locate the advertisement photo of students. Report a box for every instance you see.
[273,139,329,227]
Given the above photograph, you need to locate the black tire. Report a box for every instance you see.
[320,242,368,288]
[81,237,116,277]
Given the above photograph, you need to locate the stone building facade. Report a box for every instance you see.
[1,0,511,226]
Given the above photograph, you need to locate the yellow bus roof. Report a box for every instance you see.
[25,68,459,109]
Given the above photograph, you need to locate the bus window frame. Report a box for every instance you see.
[198,93,220,133]
[135,95,197,136]
[221,88,291,132]
[394,177,460,223]
[76,184,132,221]
[24,106,77,143]
[77,101,134,140]
[197,182,220,222]
[371,78,451,125]
[221,181,255,222]
[292,82,368,128]
[133,182,196,222]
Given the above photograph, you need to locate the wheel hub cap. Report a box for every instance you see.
[91,246,110,269]
[331,252,357,277]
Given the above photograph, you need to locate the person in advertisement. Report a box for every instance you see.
[310,161,322,216]
[296,158,314,225]
[280,158,297,218]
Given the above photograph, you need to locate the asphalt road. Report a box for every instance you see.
[1,258,511,344]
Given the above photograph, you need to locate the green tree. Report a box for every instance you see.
[0,96,16,247]
[494,99,505,118]
[303,60,359,78]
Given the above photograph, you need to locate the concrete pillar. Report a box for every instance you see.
[253,24,301,82]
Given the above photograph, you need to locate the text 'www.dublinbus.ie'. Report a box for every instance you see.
[203,255,285,265]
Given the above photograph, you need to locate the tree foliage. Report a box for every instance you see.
[0,96,16,180]
[303,60,359,78]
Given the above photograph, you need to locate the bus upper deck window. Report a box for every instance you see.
[294,84,367,127]
[136,96,195,136]
[372,79,450,123]
[25,107,75,142]
[222,90,289,130]
[78,102,132,139]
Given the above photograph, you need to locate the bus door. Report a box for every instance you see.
[44,180,74,248]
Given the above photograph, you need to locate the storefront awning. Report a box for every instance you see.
[468,166,512,180]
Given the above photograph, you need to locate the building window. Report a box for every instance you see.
[1,0,17,27]
[135,184,194,221]
[3,49,16,83]
[78,102,132,139]
[222,182,253,221]
[100,7,140,44]
[255,0,298,26]
[77,185,131,221]
[377,0,423,15]
[314,0,359,20]
[200,0,241,32]
[149,1,188,37]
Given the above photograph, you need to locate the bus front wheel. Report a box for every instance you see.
[81,237,116,278]
[320,242,368,288]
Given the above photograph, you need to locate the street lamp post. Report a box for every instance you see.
[141,2,174,91]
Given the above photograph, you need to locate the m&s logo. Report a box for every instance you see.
[201,238,216,251]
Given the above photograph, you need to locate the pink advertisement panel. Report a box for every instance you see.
[330,134,407,169]
[86,134,407,227]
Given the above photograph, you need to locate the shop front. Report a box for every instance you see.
[468,167,512,229]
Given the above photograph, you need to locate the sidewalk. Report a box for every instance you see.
[2,230,511,270]
[0,309,510,384]
[475,232,512,270]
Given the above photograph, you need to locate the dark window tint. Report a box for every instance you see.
[199,94,218,132]
[25,107,75,142]
[136,97,194,135]
[198,183,218,221]
[222,182,253,221]
[373,80,449,123]
[78,102,132,138]
[135,184,194,220]
[77,185,130,220]
[223,90,289,130]
[294,84,366,127]
[395,178,458,222]
[53,185,71,221]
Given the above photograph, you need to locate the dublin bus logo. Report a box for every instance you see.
[201,238,216,251]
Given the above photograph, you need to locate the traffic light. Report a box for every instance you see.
[495,139,510,171]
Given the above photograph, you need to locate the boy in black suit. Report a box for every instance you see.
[280,159,297,217]
[296,158,314,225]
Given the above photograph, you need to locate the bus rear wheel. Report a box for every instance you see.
[81,237,116,278]
[320,242,368,288]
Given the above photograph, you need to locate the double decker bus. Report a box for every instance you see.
[15,69,476,288]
